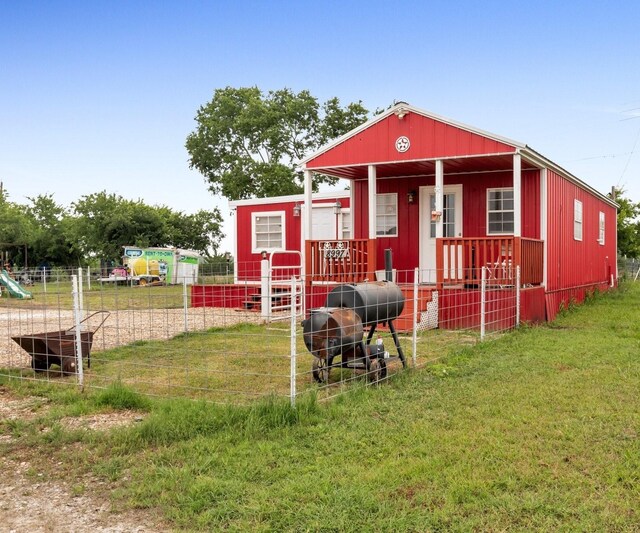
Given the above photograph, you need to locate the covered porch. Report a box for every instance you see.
[304,235,544,288]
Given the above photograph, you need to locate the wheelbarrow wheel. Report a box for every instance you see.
[368,358,387,383]
[60,356,77,375]
[312,357,330,384]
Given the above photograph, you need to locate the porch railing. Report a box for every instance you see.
[436,237,544,287]
[305,239,377,284]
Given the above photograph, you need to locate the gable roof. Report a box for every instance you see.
[300,102,616,208]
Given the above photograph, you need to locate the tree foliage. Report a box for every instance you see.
[0,188,223,267]
[186,87,369,200]
[72,192,223,262]
[610,187,640,258]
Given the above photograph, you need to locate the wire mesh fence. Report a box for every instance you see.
[618,256,640,281]
[1,265,523,404]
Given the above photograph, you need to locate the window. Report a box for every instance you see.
[252,212,285,253]
[598,211,605,245]
[376,193,397,236]
[487,188,514,234]
[574,200,583,241]
[430,193,457,238]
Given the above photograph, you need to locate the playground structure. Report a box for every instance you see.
[0,269,32,299]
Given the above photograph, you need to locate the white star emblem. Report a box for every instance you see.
[395,136,410,153]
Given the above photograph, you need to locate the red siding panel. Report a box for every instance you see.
[306,113,516,169]
[544,170,617,319]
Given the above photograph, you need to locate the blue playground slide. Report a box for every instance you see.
[0,270,33,299]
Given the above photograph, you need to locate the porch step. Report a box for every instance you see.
[241,289,293,311]
[377,285,436,333]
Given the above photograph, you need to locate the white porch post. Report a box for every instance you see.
[513,153,522,237]
[540,167,548,287]
[368,165,377,239]
[435,159,444,238]
[349,180,356,237]
[304,169,313,241]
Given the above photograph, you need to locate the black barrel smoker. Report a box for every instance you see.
[302,281,407,383]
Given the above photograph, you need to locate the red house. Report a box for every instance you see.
[298,103,617,323]
[194,103,617,325]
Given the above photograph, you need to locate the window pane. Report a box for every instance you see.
[376,194,397,236]
[254,214,283,249]
[487,188,514,234]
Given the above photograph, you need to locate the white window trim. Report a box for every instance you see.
[251,211,286,254]
[598,211,605,245]
[376,193,398,237]
[486,187,515,236]
[574,199,583,241]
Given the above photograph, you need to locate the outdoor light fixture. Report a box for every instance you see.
[395,106,409,119]
[407,190,416,204]
[260,250,268,260]
[333,200,342,215]
[293,202,301,217]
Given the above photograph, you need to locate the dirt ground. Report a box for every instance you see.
[0,305,264,369]
[0,387,169,532]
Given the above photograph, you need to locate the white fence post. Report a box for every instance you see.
[290,276,297,407]
[412,267,419,367]
[516,265,521,328]
[480,266,486,341]
[261,258,270,321]
[78,267,84,319]
[71,275,84,388]
[182,276,189,333]
[87,266,91,291]
[42,269,47,293]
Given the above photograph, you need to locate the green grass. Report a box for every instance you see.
[1,280,185,310]
[16,322,470,403]
[1,282,639,531]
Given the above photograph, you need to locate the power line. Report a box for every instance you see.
[618,123,640,187]
[568,152,633,162]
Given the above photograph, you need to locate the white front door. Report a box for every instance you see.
[419,185,463,283]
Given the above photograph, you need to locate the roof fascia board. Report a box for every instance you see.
[521,148,618,208]
[306,151,518,172]
[229,190,350,208]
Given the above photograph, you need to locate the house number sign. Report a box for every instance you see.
[321,241,350,259]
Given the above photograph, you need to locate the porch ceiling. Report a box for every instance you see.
[307,154,539,180]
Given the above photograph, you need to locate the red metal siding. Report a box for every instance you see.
[353,170,540,272]
[235,197,349,281]
[439,288,516,331]
[522,169,540,239]
[545,170,617,319]
[306,113,516,169]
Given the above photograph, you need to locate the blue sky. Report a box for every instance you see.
[2,1,639,253]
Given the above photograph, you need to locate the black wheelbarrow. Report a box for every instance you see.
[12,311,110,375]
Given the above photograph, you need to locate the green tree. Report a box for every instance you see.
[72,191,223,262]
[26,194,82,266]
[610,188,640,258]
[0,189,36,267]
[186,87,368,200]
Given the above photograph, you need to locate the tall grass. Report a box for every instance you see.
[2,282,639,531]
